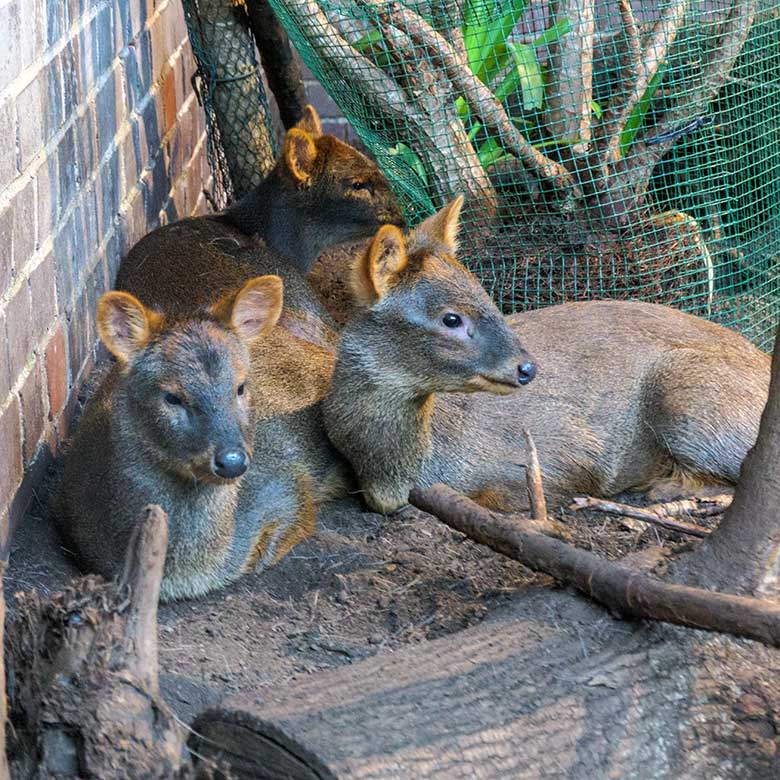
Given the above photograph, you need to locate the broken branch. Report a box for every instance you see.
[410,483,780,647]
[120,504,169,692]
[603,0,688,163]
[523,429,547,523]
[569,495,724,537]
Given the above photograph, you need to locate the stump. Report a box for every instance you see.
[5,506,196,779]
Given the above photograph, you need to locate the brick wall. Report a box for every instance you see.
[0,0,210,535]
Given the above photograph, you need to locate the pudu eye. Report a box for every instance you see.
[237,382,246,397]
[351,180,372,193]
[442,313,463,328]
[164,392,183,406]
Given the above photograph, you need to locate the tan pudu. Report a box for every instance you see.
[323,198,771,514]
[56,277,341,601]
[115,105,403,337]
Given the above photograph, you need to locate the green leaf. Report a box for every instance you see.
[507,42,544,111]
[388,143,428,184]
[591,100,603,120]
[532,17,572,48]
[352,28,394,70]
[618,61,669,157]
[477,137,513,168]
[463,0,529,83]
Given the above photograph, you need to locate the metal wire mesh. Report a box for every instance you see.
[182,0,278,206]
[264,0,780,348]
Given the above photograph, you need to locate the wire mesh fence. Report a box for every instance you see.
[263,0,779,348]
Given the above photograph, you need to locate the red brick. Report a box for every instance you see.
[161,65,176,135]
[6,279,33,379]
[28,253,57,346]
[0,395,23,513]
[45,326,68,419]
[19,360,46,465]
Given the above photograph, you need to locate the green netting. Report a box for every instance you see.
[266,0,780,349]
[182,0,278,206]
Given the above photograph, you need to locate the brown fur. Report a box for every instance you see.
[323,200,771,514]
[115,105,404,332]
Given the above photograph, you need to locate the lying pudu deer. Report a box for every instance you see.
[56,277,342,601]
[323,198,771,514]
[115,105,403,328]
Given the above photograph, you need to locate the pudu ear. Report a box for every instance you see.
[409,195,464,255]
[294,105,322,138]
[211,276,284,342]
[351,225,408,306]
[283,128,318,187]
[97,292,163,363]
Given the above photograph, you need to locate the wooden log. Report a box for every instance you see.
[410,484,780,648]
[188,582,780,779]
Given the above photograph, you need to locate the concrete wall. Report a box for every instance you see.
[0,0,211,533]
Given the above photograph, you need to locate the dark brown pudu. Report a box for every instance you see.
[323,198,770,514]
[55,277,298,602]
[115,105,404,325]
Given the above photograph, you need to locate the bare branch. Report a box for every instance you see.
[603,0,688,164]
[523,429,548,523]
[569,495,715,537]
[596,0,642,150]
[358,0,580,195]
[544,0,595,153]
[120,505,169,693]
[637,0,756,166]
[245,0,307,128]
[411,483,780,648]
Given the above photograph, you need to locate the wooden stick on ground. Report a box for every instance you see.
[523,429,547,523]
[569,496,715,538]
[410,484,780,647]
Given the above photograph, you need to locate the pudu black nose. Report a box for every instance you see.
[213,448,249,479]
[517,361,537,385]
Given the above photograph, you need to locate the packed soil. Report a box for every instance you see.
[5,467,719,728]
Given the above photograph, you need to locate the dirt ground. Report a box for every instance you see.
[5,468,717,730]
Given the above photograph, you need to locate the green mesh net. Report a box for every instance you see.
[182,0,278,206]
[265,0,779,349]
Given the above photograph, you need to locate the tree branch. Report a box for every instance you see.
[603,0,689,164]
[595,0,642,151]
[358,0,579,195]
[680,315,780,597]
[120,505,169,693]
[523,429,547,523]
[569,495,716,537]
[245,0,308,128]
[410,484,780,647]
[637,0,756,166]
[273,0,500,213]
[544,0,595,153]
